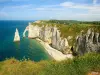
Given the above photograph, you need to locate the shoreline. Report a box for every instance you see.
[36,38,73,61]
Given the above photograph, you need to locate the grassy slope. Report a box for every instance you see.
[0,53,100,75]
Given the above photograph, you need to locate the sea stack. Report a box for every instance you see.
[14,28,20,42]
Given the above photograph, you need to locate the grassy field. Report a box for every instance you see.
[0,53,100,75]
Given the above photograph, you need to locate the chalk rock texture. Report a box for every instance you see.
[75,29,100,55]
[28,25,40,38]
[24,23,40,38]
[23,23,70,53]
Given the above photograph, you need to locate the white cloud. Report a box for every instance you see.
[0,12,8,17]
[1,1,100,21]
[11,4,32,9]
[58,1,100,21]
[77,13,100,21]
[89,9,100,14]
[1,4,33,11]
[60,1,100,10]
[60,2,74,7]
[93,0,97,5]
[60,2,89,9]
[34,7,66,11]
[35,8,45,11]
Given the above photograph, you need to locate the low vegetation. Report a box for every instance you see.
[47,20,100,26]
[0,53,100,75]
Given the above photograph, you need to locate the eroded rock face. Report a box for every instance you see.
[23,23,70,53]
[75,29,100,55]
[23,23,40,38]
[28,25,40,38]
[41,26,52,43]
[51,26,58,48]
[51,26,69,53]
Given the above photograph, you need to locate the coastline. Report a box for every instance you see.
[36,38,73,61]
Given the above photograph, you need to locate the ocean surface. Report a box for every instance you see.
[0,20,50,61]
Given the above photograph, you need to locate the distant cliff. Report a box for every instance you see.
[75,29,100,55]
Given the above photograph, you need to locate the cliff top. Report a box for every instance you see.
[30,20,100,45]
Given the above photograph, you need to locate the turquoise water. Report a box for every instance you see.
[0,20,50,61]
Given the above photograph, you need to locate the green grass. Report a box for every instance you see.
[0,53,100,75]
[40,53,100,75]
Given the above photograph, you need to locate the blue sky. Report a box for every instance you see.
[0,0,100,21]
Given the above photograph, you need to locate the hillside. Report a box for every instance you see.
[0,53,100,75]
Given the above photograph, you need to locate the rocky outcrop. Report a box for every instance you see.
[75,29,100,55]
[23,23,40,38]
[23,26,29,37]
[39,26,52,43]
[51,26,58,48]
[23,23,70,53]
[14,28,20,42]
[51,27,69,52]
[28,25,40,38]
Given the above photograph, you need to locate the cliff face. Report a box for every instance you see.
[39,26,52,43]
[28,23,40,38]
[51,27,69,52]
[23,23,69,53]
[23,22,100,55]
[75,29,100,55]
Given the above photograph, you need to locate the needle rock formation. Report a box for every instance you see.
[14,28,20,42]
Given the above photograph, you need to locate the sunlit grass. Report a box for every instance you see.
[0,53,100,75]
[40,53,100,75]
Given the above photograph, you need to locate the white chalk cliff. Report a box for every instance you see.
[75,29,100,55]
[23,22,70,53]
[27,23,40,38]
[14,28,20,42]
[23,22,73,61]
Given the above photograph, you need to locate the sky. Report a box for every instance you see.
[0,0,100,21]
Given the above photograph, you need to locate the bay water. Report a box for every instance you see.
[0,20,50,61]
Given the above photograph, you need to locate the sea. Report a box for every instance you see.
[0,20,50,61]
